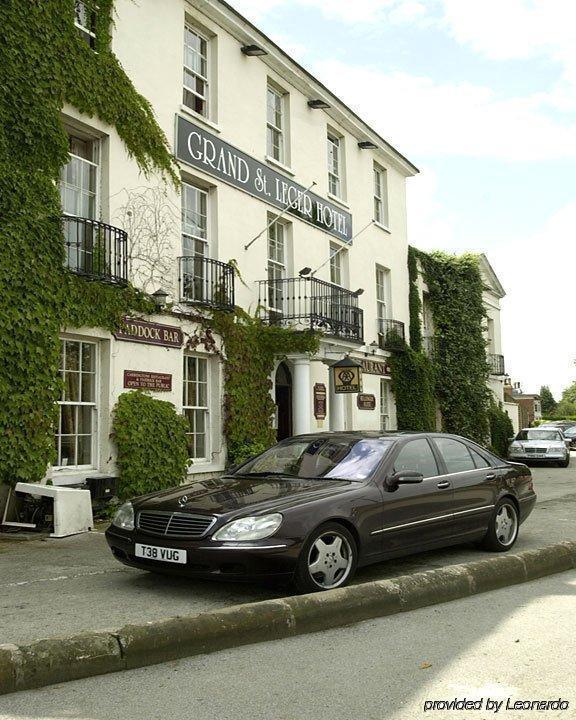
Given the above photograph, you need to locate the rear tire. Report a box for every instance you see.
[481,498,519,552]
[294,522,358,594]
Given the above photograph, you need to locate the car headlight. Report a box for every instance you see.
[510,443,523,452]
[112,502,134,531]
[212,513,283,542]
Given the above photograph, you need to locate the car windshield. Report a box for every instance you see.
[563,427,576,436]
[517,430,563,441]
[237,437,395,481]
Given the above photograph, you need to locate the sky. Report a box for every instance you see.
[231,0,576,399]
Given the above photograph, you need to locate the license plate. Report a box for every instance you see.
[135,543,187,564]
[528,453,546,459]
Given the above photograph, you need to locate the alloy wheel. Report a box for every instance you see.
[307,532,353,589]
[495,504,518,546]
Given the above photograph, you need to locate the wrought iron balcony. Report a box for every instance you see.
[488,353,506,376]
[178,256,235,311]
[62,216,128,285]
[257,276,364,343]
[378,319,406,351]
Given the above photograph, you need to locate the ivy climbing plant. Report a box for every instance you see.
[418,251,491,444]
[212,310,319,466]
[0,0,176,485]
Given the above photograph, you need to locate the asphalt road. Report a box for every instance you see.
[1,459,575,645]
[1,569,575,720]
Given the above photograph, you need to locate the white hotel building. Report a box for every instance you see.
[52,0,507,485]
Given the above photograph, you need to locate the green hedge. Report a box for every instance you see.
[488,402,514,457]
[112,391,189,499]
[389,345,436,432]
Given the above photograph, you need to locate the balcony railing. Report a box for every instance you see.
[257,276,364,343]
[178,256,235,311]
[62,216,128,285]
[378,319,406,351]
[488,353,506,375]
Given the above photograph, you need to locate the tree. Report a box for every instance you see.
[539,385,557,416]
[560,380,576,405]
[114,186,178,295]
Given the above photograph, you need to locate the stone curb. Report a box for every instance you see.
[1,540,575,695]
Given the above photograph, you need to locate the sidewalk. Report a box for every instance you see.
[1,464,575,646]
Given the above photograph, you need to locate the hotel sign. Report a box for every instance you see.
[175,116,353,243]
[313,383,327,420]
[360,358,392,376]
[114,318,183,348]
[124,370,172,391]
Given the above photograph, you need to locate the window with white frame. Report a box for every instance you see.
[55,339,97,467]
[266,85,285,163]
[182,183,208,257]
[74,1,97,48]
[376,266,391,330]
[327,133,342,197]
[373,164,389,227]
[183,356,209,461]
[60,136,98,219]
[330,242,343,286]
[380,379,391,431]
[59,135,99,274]
[181,182,209,302]
[183,25,209,117]
[267,218,286,314]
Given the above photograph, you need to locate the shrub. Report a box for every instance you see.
[112,391,189,499]
[488,402,514,457]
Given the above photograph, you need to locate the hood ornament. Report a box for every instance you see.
[178,495,188,507]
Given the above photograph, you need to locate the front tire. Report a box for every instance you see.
[481,498,519,552]
[294,522,358,593]
[560,455,570,468]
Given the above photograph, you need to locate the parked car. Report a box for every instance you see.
[561,425,576,449]
[106,432,536,593]
[508,428,570,467]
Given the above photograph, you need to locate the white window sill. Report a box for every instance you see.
[179,105,221,134]
[265,155,294,176]
[374,221,391,234]
[186,460,225,475]
[327,192,350,210]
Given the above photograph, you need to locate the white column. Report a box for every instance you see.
[329,366,346,431]
[292,357,311,435]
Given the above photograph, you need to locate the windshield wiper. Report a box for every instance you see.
[235,471,296,478]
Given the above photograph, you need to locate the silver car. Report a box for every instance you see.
[508,428,570,467]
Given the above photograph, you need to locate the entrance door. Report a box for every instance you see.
[275,362,293,441]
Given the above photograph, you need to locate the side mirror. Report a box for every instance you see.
[385,471,424,491]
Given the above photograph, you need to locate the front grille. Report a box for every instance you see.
[137,511,216,538]
[525,447,547,454]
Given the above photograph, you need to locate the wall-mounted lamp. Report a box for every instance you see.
[358,140,378,150]
[364,340,379,357]
[308,99,331,109]
[352,288,365,297]
[299,267,312,277]
[241,44,268,56]
[151,288,169,309]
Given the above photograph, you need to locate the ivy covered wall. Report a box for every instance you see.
[0,1,175,485]
[393,248,492,444]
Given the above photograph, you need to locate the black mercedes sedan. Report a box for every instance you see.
[105,432,536,593]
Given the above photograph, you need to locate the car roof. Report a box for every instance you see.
[287,431,475,442]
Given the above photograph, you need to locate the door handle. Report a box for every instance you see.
[437,480,451,489]
[485,473,496,480]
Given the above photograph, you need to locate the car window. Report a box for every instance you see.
[239,437,394,480]
[435,438,476,473]
[517,430,563,441]
[469,447,490,468]
[393,439,438,478]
